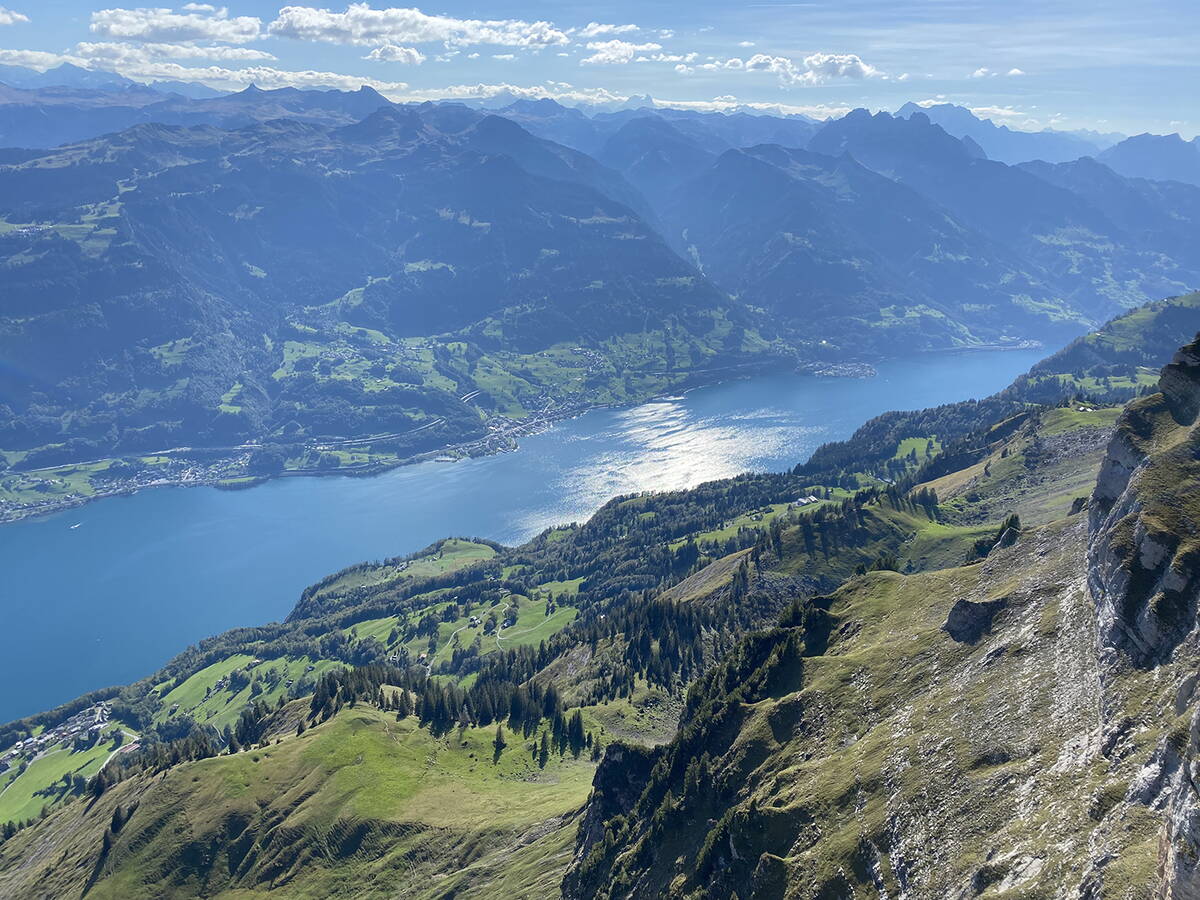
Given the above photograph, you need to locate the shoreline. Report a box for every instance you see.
[0,341,1045,527]
[0,357,790,528]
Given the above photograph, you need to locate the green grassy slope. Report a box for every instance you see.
[0,704,598,899]
[567,515,1167,898]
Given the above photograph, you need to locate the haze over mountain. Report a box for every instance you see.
[1099,132,1200,187]
[0,102,756,473]
[1,86,1198,496]
[895,100,1120,164]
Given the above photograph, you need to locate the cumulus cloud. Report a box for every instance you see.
[393,80,626,106]
[580,38,661,65]
[363,42,423,63]
[802,52,877,80]
[0,47,82,68]
[492,52,514,60]
[970,105,1025,118]
[655,94,851,119]
[1007,67,1025,76]
[970,66,991,78]
[90,6,262,43]
[0,6,28,25]
[677,51,880,85]
[638,51,696,64]
[76,39,275,62]
[269,4,568,48]
[147,61,409,91]
[0,44,410,93]
[575,22,637,38]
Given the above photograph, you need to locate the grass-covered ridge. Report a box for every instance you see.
[0,704,597,899]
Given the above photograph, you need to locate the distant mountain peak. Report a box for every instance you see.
[893,99,1115,164]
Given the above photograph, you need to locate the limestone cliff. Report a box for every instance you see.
[1086,337,1200,899]
[1089,335,1200,666]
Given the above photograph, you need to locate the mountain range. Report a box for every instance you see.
[895,100,1120,164]
[0,80,1198,520]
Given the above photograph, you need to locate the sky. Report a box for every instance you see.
[0,0,1195,136]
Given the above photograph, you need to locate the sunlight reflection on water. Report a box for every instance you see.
[512,397,825,537]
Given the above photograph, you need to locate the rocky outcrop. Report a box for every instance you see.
[943,596,1007,643]
[567,741,662,873]
[1085,336,1200,898]
[1147,701,1200,899]
[1160,339,1200,425]
[1089,336,1200,668]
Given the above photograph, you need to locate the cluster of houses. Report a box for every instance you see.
[790,495,822,508]
[0,703,112,772]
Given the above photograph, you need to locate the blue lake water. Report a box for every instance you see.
[0,348,1047,722]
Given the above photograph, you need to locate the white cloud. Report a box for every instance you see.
[90,6,262,43]
[0,45,410,93]
[970,67,991,78]
[638,51,696,64]
[180,3,214,10]
[125,60,409,91]
[656,29,673,39]
[897,72,910,81]
[268,5,568,49]
[654,94,851,119]
[803,52,877,79]
[393,80,626,106]
[580,39,661,65]
[363,42,423,63]
[1007,67,1025,76]
[737,40,754,48]
[969,104,1044,129]
[677,51,880,85]
[0,6,28,25]
[970,105,1025,118]
[575,22,637,38]
[76,40,275,62]
[493,52,514,60]
[0,47,83,69]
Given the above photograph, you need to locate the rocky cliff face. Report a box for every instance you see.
[1089,337,1200,667]
[1088,335,1200,898]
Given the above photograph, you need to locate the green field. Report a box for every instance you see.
[156,655,343,732]
[0,725,134,825]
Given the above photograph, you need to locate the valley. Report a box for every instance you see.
[4,90,1200,533]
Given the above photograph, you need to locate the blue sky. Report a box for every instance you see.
[0,0,1195,135]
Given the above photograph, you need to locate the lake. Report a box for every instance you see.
[0,348,1046,722]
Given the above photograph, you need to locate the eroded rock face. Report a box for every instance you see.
[567,741,661,872]
[943,597,1007,643]
[1089,336,1200,668]
[1087,336,1200,899]
[1153,706,1200,900]
[1160,341,1200,425]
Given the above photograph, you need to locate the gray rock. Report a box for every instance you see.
[943,597,1007,643]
